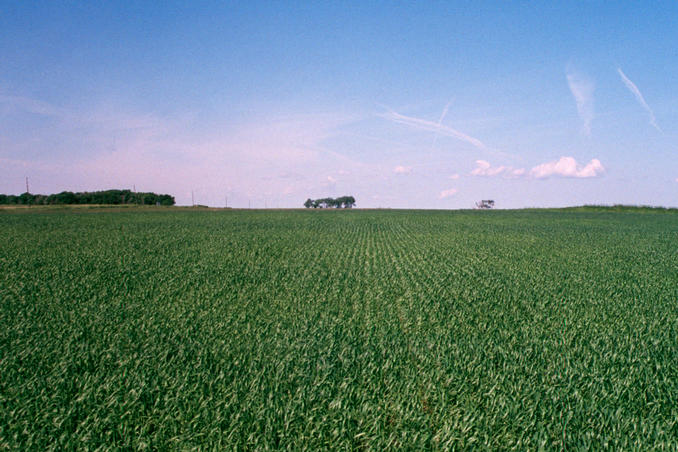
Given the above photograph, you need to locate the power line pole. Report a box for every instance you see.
[191,190,195,207]
[225,196,228,208]
[25,176,30,208]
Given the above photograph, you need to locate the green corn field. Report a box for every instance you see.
[1,208,677,449]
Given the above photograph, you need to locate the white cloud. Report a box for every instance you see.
[530,156,604,179]
[617,68,661,131]
[439,188,458,199]
[327,175,337,183]
[470,160,525,178]
[471,160,504,176]
[470,157,604,180]
[566,69,595,135]
[449,173,460,179]
[394,165,412,174]
[382,110,485,149]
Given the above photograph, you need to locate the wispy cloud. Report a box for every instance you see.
[0,91,372,206]
[470,157,604,179]
[449,173,460,180]
[393,165,412,174]
[439,188,458,199]
[437,100,453,127]
[471,160,507,176]
[470,160,525,178]
[431,99,453,148]
[0,94,66,117]
[566,69,595,135]
[617,68,660,131]
[382,110,485,149]
[530,156,604,179]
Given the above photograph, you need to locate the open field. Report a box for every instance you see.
[1,208,677,449]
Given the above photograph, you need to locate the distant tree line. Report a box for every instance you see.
[0,189,175,206]
[304,196,356,209]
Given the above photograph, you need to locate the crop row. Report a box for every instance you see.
[1,209,677,449]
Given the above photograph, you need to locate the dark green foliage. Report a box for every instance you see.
[1,209,677,449]
[304,195,355,208]
[0,189,175,206]
[562,204,678,214]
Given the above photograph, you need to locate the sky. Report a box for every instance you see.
[1,1,677,208]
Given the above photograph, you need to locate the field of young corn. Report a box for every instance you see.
[1,208,677,449]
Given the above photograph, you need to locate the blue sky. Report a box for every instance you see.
[1,1,677,208]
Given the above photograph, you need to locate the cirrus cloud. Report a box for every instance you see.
[439,188,458,199]
[566,69,595,136]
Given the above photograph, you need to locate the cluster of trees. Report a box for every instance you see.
[0,189,175,206]
[304,196,356,209]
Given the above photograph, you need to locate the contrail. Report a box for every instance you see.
[432,99,453,149]
[437,99,453,127]
[617,68,661,131]
[383,109,485,149]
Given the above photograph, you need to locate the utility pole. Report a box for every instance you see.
[225,196,228,208]
[25,176,30,207]
[248,200,251,209]
[191,190,195,207]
